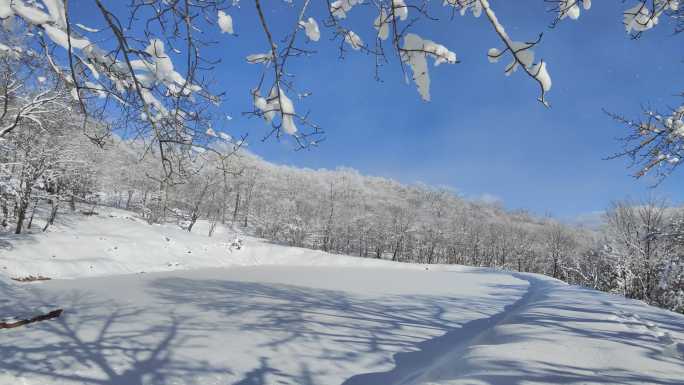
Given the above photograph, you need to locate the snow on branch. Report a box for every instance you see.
[607,103,684,183]
[400,33,458,101]
[547,0,592,26]
[624,0,680,37]
[477,0,552,106]
[1,0,683,175]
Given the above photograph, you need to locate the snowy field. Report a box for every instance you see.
[1,209,684,385]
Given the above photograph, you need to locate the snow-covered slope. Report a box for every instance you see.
[0,208,417,280]
[1,209,683,385]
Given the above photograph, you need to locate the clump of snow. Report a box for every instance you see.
[623,1,677,34]
[76,23,99,33]
[43,24,91,50]
[531,61,552,92]
[558,0,581,20]
[246,52,273,65]
[401,33,457,101]
[253,90,275,122]
[374,9,390,41]
[10,1,51,25]
[330,0,363,19]
[444,0,483,17]
[624,3,657,33]
[252,87,298,135]
[0,0,13,19]
[344,30,363,50]
[392,0,408,20]
[504,41,535,75]
[487,47,501,63]
[43,0,67,29]
[299,17,320,42]
[217,10,234,34]
[276,88,298,135]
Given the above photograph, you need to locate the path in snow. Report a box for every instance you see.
[1,266,683,385]
[342,273,544,385]
[344,273,684,385]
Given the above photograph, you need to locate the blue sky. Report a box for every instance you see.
[76,1,684,220]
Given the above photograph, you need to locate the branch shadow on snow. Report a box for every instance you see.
[0,289,232,385]
[2,272,521,385]
[147,274,525,385]
[3,271,683,385]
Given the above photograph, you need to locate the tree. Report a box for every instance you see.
[1,0,680,179]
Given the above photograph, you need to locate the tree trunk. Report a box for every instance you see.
[125,190,134,210]
[14,188,31,234]
[187,214,198,232]
[14,204,26,234]
[43,200,59,232]
[26,200,38,229]
[232,189,241,223]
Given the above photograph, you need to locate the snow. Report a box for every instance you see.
[252,87,298,135]
[393,0,408,21]
[246,52,273,64]
[531,61,552,92]
[624,3,657,33]
[75,23,99,33]
[299,17,320,42]
[374,9,389,41]
[330,0,363,19]
[276,88,297,135]
[402,33,457,101]
[487,47,501,63]
[0,208,413,279]
[0,0,12,19]
[42,0,67,29]
[217,10,234,35]
[622,1,675,34]
[444,0,483,18]
[1,209,684,385]
[559,0,581,20]
[43,24,90,50]
[344,30,363,51]
[253,90,275,122]
[504,42,535,75]
[9,1,50,25]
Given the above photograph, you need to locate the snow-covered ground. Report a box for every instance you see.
[0,207,422,279]
[1,209,683,385]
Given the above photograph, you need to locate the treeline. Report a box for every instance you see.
[91,144,684,314]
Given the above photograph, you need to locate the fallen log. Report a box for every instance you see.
[11,275,52,282]
[0,309,63,329]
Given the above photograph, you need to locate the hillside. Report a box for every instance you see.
[1,209,683,385]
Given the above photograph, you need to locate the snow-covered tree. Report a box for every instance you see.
[1,0,680,180]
